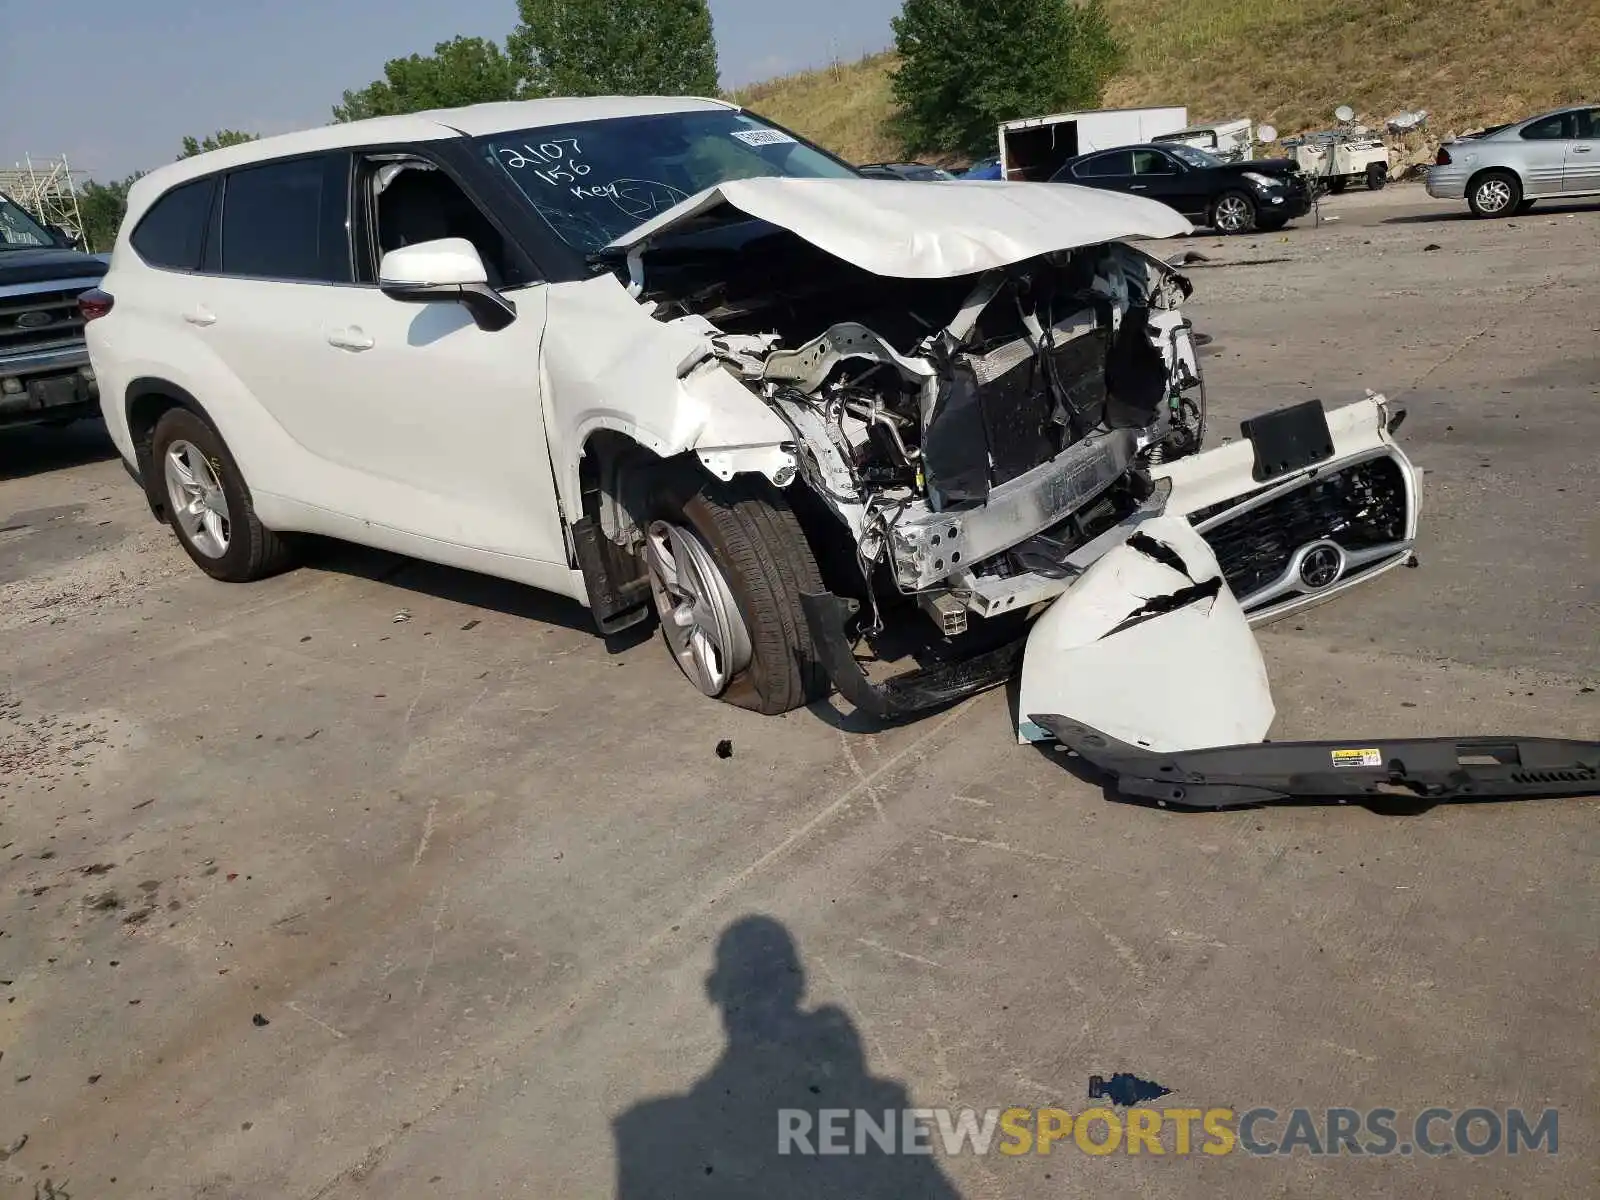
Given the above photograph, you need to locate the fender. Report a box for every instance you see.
[539,274,796,519]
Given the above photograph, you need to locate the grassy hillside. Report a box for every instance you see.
[730,0,1600,163]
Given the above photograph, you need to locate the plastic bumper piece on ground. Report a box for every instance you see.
[1030,716,1600,810]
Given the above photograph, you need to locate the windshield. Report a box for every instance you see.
[480,109,858,253]
[1166,145,1223,170]
[0,194,57,249]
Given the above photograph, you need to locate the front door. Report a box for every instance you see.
[1129,148,1204,219]
[197,150,567,567]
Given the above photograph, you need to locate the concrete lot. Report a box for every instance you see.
[1,184,1596,1198]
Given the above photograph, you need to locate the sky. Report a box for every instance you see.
[1,0,904,182]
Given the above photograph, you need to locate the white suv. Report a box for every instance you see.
[86,97,1418,727]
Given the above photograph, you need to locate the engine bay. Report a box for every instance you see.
[631,223,1209,639]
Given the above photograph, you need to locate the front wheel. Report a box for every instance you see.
[1468,170,1520,218]
[644,471,829,715]
[1212,190,1257,234]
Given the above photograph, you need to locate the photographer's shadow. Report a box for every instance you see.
[613,915,963,1199]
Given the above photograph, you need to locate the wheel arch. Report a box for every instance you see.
[1465,165,1522,208]
[124,378,225,520]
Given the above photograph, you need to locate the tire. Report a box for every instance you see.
[1327,176,1348,194]
[1211,190,1257,234]
[1467,170,1520,218]
[150,407,294,582]
[644,470,829,715]
[1366,163,1388,190]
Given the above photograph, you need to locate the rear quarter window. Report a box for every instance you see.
[130,177,217,270]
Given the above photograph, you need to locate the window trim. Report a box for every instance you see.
[214,150,356,285]
[1073,150,1134,179]
[1519,113,1574,141]
[1133,148,1180,176]
[349,142,543,291]
[128,174,220,274]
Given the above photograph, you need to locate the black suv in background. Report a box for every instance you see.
[1052,143,1312,234]
[1,191,108,429]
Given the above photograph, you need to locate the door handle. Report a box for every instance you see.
[182,306,216,327]
[1130,184,1149,190]
[1573,145,1593,153]
[327,327,374,352]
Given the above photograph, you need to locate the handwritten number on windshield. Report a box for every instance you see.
[498,140,593,186]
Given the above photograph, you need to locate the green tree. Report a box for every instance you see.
[179,130,259,159]
[509,0,719,98]
[78,175,141,253]
[333,36,520,122]
[891,0,1122,157]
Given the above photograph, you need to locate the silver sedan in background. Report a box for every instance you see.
[1428,104,1599,217]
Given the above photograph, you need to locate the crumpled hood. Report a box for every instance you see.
[606,176,1193,279]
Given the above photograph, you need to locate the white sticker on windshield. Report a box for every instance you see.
[731,129,797,147]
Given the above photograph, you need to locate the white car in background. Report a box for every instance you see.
[83,97,1418,744]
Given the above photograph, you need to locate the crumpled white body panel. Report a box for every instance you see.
[608,176,1194,278]
[1016,516,1275,750]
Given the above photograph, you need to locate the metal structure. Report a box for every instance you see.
[0,155,86,245]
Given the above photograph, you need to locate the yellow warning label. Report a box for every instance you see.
[1331,748,1383,768]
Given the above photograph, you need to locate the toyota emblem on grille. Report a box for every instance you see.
[1298,542,1346,590]
[15,311,53,329]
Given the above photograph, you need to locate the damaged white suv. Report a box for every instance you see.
[86,98,1419,729]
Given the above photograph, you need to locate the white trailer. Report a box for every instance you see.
[998,106,1189,181]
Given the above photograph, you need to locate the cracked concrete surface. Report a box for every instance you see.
[0,186,1596,1198]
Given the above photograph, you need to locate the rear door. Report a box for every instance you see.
[1564,108,1600,192]
[1515,111,1574,197]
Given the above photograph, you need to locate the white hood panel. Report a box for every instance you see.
[607,176,1194,279]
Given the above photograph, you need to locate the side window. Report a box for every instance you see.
[1075,151,1133,178]
[219,155,351,282]
[360,159,522,289]
[130,177,217,270]
[1133,150,1178,176]
[1579,109,1600,139]
[1520,113,1573,140]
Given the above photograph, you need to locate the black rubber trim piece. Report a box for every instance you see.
[1031,715,1600,810]
[1240,398,1335,482]
[801,591,1024,720]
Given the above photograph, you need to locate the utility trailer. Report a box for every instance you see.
[998,106,1189,181]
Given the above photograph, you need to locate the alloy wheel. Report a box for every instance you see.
[1214,195,1252,233]
[645,520,753,697]
[1475,178,1513,214]
[163,439,232,559]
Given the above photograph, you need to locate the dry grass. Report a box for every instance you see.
[726,53,903,163]
[732,0,1600,161]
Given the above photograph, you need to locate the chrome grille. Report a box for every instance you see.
[0,286,90,357]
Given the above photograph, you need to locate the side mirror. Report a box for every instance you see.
[47,224,78,249]
[378,237,516,333]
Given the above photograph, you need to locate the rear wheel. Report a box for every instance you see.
[1212,190,1257,234]
[1366,162,1388,190]
[1467,170,1520,218]
[644,470,829,715]
[151,408,294,582]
